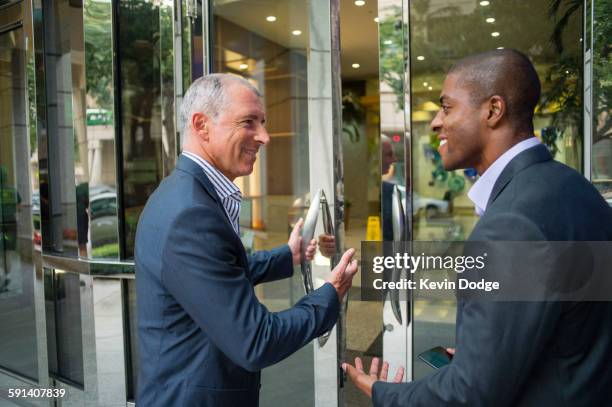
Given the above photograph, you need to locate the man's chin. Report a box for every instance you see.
[237,163,256,177]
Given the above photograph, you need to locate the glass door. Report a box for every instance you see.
[0,15,39,382]
[339,0,412,405]
[408,0,586,380]
[208,0,342,405]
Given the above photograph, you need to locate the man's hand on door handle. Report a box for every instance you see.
[326,248,358,300]
[318,233,336,258]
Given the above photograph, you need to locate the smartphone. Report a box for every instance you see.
[418,346,453,370]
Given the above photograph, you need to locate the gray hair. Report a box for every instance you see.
[179,73,261,135]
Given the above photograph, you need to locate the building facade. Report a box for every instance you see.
[0,0,610,405]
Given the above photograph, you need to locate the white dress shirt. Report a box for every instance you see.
[182,151,242,235]
[467,137,541,216]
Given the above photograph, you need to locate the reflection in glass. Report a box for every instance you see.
[211,1,313,404]
[126,279,139,401]
[84,0,119,259]
[160,2,177,177]
[410,0,584,379]
[40,0,85,257]
[45,269,84,386]
[591,0,612,204]
[339,0,387,402]
[0,22,39,381]
[119,1,163,259]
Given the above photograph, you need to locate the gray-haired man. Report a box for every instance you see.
[135,73,358,406]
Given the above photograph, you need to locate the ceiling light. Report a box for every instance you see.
[565,70,570,74]
[479,1,490,6]
[354,0,366,6]
[428,86,433,90]
[491,31,500,37]
[423,82,428,86]
[497,46,504,49]
[374,17,379,23]
[292,30,302,36]
[486,17,495,23]
[383,39,393,45]
[352,63,360,69]
[417,55,425,61]
[239,63,248,70]
[266,16,277,22]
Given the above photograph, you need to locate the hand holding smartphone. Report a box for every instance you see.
[418,346,454,370]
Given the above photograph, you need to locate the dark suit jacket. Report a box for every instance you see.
[135,156,339,406]
[373,144,612,406]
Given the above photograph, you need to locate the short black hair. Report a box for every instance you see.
[448,49,541,132]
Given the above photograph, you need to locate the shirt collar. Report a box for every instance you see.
[181,151,241,200]
[467,137,541,215]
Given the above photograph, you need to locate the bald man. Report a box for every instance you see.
[344,49,612,406]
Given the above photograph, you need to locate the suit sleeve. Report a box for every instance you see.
[161,205,340,372]
[373,213,561,407]
[247,245,294,285]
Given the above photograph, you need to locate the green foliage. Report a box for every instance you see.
[84,0,114,110]
[91,243,120,258]
[342,91,364,143]
[543,0,611,144]
[592,0,612,142]
[379,6,406,111]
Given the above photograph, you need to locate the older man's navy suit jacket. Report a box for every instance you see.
[135,155,339,406]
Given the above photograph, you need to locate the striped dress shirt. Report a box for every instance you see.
[182,151,242,235]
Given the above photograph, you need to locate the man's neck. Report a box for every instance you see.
[476,131,533,175]
[182,142,235,181]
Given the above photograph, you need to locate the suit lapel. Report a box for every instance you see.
[487,144,552,208]
[175,155,248,266]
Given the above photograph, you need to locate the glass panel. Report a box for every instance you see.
[210,1,315,404]
[45,269,84,386]
[84,0,119,259]
[126,279,139,401]
[340,0,412,403]
[0,21,39,381]
[39,0,86,257]
[160,2,177,177]
[119,1,174,259]
[591,0,611,204]
[409,0,584,378]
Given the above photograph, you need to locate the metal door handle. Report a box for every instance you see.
[300,189,335,347]
[389,185,404,325]
[300,189,321,295]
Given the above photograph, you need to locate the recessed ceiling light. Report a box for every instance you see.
[417,55,425,61]
[352,63,360,69]
[491,31,500,37]
[486,17,495,23]
[428,86,433,90]
[565,70,570,74]
[383,39,393,45]
[374,17,379,23]
[497,46,504,49]
[354,0,366,6]
[292,30,302,36]
[266,16,277,22]
[480,1,490,6]
[239,63,248,70]
[423,82,428,86]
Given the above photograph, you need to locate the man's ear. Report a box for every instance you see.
[191,112,210,141]
[486,95,505,128]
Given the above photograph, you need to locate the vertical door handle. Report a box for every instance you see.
[300,189,337,347]
[389,185,405,325]
[300,189,321,295]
